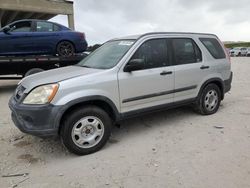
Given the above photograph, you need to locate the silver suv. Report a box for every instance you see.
[9,32,233,155]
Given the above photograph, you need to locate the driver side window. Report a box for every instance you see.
[130,39,169,70]
[11,21,32,32]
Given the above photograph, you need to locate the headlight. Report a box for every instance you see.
[23,84,59,104]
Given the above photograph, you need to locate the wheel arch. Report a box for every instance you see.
[198,78,225,100]
[57,96,120,134]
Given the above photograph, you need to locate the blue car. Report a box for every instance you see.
[0,19,88,57]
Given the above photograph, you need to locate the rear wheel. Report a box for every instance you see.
[194,84,221,115]
[57,41,75,57]
[60,106,112,155]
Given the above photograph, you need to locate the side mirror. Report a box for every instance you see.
[124,59,144,72]
[3,26,11,34]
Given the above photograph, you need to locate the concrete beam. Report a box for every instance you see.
[37,13,56,20]
[5,11,19,25]
[0,0,73,15]
[22,12,36,19]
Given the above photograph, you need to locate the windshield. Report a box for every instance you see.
[78,40,135,69]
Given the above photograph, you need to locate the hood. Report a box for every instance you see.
[20,66,102,92]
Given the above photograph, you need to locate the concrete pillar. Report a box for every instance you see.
[0,10,4,27]
[68,14,75,30]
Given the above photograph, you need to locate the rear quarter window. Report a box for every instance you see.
[200,38,226,59]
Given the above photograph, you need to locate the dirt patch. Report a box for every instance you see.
[109,138,119,144]
[14,141,32,147]
[17,154,39,164]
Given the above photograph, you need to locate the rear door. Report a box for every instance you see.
[118,38,174,113]
[171,38,207,102]
[32,21,61,54]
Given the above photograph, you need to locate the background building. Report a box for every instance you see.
[0,0,74,29]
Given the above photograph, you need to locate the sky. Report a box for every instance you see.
[51,0,250,45]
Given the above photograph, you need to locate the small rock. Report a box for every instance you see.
[154,163,159,167]
[214,126,224,129]
[58,173,64,177]
[9,135,24,143]
[12,184,18,188]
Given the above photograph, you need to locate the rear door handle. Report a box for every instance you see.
[160,71,173,76]
[200,66,210,70]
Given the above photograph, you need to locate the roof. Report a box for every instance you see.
[112,32,217,41]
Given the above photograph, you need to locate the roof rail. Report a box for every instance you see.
[138,32,218,39]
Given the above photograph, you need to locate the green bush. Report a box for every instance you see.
[225,42,250,48]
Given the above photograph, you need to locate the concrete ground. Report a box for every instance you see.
[0,57,250,188]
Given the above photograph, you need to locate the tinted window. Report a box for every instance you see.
[11,21,31,32]
[53,24,60,31]
[130,39,169,69]
[200,38,226,59]
[172,38,202,65]
[36,21,54,32]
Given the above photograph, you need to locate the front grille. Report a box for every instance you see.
[15,85,26,101]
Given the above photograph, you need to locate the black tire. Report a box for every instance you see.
[60,106,112,155]
[194,84,221,115]
[57,41,75,57]
[24,68,44,77]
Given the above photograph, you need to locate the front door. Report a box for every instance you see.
[118,38,174,113]
[0,21,34,55]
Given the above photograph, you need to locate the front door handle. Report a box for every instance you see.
[200,65,210,70]
[160,71,173,76]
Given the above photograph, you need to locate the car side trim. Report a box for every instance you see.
[122,85,197,103]
[119,98,197,121]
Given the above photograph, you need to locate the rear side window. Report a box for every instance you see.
[36,21,54,32]
[172,38,202,65]
[200,38,226,59]
[54,24,60,31]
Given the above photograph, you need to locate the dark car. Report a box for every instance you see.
[0,19,87,57]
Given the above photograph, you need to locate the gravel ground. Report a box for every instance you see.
[0,57,250,188]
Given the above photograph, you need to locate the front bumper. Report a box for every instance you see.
[9,96,62,137]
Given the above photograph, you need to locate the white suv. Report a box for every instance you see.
[247,48,250,57]
[230,47,247,56]
[9,32,233,155]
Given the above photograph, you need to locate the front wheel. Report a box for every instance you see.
[60,106,112,155]
[194,84,221,115]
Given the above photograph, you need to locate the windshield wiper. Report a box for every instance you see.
[75,64,92,68]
